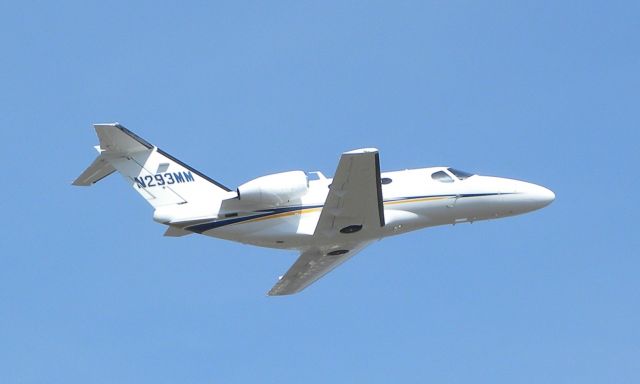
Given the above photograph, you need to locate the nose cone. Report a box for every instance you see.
[520,182,555,210]
[486,177,555,218]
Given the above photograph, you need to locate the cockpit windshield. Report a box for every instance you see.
[448,168,475,180]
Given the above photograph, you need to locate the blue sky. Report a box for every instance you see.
[1,1,638,383]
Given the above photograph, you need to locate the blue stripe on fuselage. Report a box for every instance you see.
[185,193,509,233]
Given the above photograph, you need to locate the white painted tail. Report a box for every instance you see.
[73,123,234,215]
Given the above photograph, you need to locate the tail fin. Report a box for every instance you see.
[73,123,234,214]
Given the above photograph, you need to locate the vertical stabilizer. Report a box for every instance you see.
[73,123,234,214]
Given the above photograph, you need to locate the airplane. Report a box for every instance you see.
[74,123,555,295]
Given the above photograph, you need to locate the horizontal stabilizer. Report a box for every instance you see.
[163,226,193,237]
[74,123,232,210]
[72,154,116,186]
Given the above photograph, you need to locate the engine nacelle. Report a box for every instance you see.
[237,171,309,205]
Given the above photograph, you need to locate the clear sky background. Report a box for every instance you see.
[1,1,638,383]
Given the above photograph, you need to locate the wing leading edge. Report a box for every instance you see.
[268,148,385,296]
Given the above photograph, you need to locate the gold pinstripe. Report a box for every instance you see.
[383,196,450,205]
[235,196,451,226]
[242,207,323,224]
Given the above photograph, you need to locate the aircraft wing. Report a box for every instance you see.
[268,148,385,296]
[267,242,373,296]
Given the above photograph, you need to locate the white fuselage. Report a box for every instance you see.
[188,167,555,250]
[75,124,556,295]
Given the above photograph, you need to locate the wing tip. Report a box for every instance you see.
[267,289,297,297]
[344,148,379,155]
[267,280,302,296]
[93,122,120,127]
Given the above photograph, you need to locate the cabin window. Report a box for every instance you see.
[431,170,454,183]
[448,168,475,180]
[381,177,392,185]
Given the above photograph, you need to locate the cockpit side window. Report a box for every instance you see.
[448,168,475,180]
[431,170,454,183]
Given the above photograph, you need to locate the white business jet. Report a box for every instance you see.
[74,124,555,295]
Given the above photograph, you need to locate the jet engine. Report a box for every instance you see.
[237,171,309,205]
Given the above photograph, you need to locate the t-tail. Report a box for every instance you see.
[73,123,235,234]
